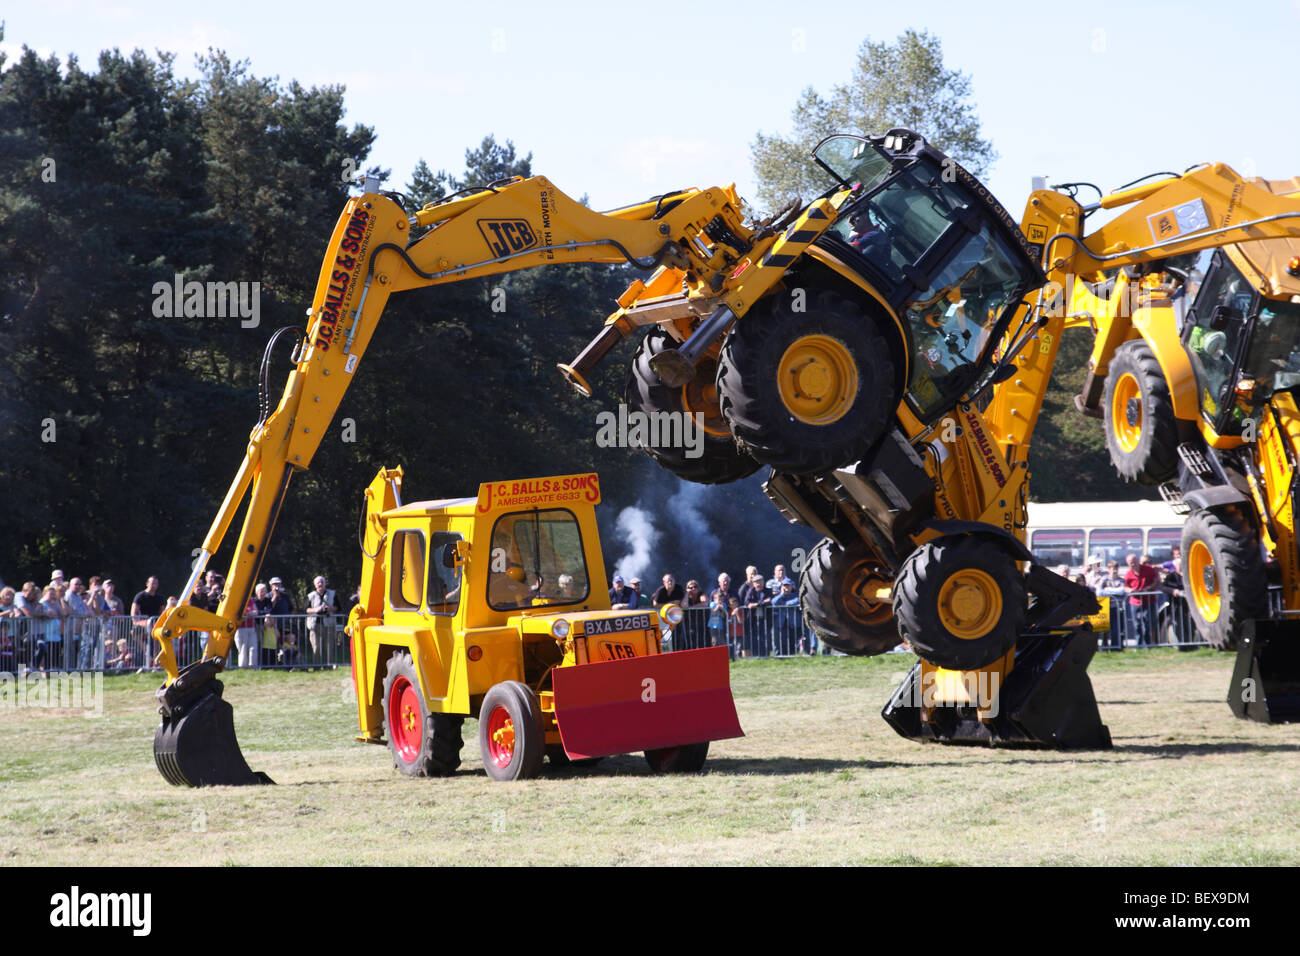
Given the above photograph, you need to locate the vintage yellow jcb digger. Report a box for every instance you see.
[344,468,740,780]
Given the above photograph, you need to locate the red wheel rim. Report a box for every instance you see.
[485,704,516,768]
[388,676,422,763]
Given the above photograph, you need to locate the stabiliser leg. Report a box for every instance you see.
[154,658,273,787]
[1229,620,1300,723]
[881,629,1112,748]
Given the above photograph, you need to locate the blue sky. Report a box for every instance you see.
[4,0,1298,218]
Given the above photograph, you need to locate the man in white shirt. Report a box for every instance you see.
[305,575,338,666]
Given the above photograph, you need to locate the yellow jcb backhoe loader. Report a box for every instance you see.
[1061,174,1300,721]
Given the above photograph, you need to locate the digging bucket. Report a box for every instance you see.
[153,658,273,786]
[1229,620,1300,723]
[551,645,743,760]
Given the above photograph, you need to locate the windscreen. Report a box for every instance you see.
[487,508,591,611]
[903,225,1033,417]
[1243,298,1300,395]
[811,135,894,194]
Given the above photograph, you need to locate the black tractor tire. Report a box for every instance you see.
[1180,508,1267,651]
[382,651,463,777]
[644,741,710,774]
[716,289,897,475]
[624,328,760,484]
[1102,340,1179,485]
[799,536,900,656]
[546,745,604,768]
[478,680,545,781]
[893,535,1027,671]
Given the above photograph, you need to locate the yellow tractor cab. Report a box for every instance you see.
[347,469,742,780]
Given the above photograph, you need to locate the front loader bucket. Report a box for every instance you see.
[153,659,273,787]
[1229,620,1300,723]
[882,630,1111,748]
[551,645,743,759]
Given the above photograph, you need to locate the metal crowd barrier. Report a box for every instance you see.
[2,588,1254,677]
[669,604,830,658]
[0,613,351,674]
[1090,589,1208,650]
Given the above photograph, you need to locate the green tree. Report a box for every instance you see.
[751,29,996,212]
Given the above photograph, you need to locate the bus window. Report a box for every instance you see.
[1088,528,1144,566]
[1030,529,1085,569]
[1146,528,1181,565]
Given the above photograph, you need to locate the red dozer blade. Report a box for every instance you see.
[551,645,743,760]
[153,659,273,787]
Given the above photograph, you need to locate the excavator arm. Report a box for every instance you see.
[151,173,853,785]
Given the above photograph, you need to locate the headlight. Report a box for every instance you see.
[661,604,685,625]
[550,619,571,639]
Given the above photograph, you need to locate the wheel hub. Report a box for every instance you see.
[845,561,892,626]
[485,705,515,767]
[1125,397,1141,428]
[1112,372,1143,453]
[777,334,858,425]
[680,358,730,436]
[937,569,1003,640]
[388,676,423,762]
[1188,539,1221,622]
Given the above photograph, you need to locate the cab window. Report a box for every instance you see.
[903,224,1031,417]
[427,531,464,615]
[1185,253,1254,422]
[389,530,425,611]
[487,509,591,611]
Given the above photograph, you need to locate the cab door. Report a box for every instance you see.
[1183,249,1258,433]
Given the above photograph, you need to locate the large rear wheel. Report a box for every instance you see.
[625,328,760,484]
[894,535,1027,671]
[1102,340,1179,485]
[479,681,545,781]
[645,741,709,774]
[717,289,897,474]
[799,537,900,656]
[1181,508,1267,651]
[382,651,464,777]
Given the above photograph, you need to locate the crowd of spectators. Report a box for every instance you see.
[1072,549,1186,648]
[608,563,818,657]
[0,568,357,674]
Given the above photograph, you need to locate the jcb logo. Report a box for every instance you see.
[478,219,538,258]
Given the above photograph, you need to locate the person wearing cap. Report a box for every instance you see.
[627,577,649,609]
[48,569,65,590]
[609,574,635,610]
[1084,554,1107,590]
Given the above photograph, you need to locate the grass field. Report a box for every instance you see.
[1,650,1298,866]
